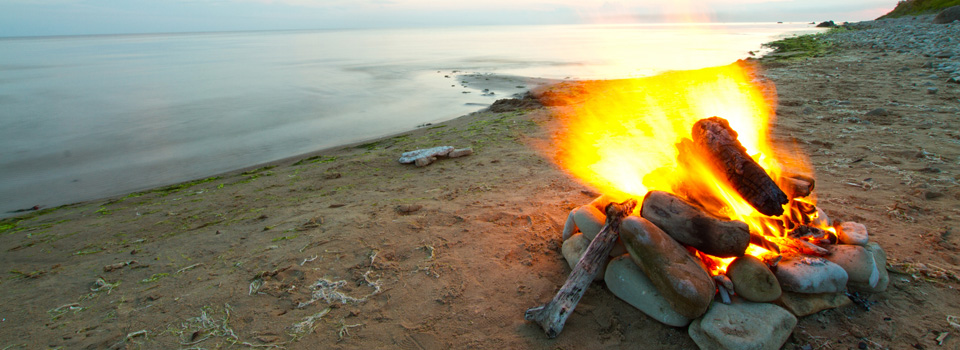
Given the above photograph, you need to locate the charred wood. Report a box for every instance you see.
[640,190,750,258]
[691,117,788,216]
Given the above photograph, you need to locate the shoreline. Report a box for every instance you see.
[1,16,959,349]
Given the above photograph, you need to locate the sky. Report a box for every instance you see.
[0,0,897,37]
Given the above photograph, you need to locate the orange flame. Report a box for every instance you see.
[548,62,821,273]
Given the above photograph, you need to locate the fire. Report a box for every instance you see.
[549,62,825,273]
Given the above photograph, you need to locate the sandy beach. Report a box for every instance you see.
[1,16,959,350]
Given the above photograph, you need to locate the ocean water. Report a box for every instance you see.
[0,23,820,215]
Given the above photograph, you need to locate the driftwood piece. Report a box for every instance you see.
[640,191,750,258]
[525,199,637,338]
[691,117,788,216]
[780,174,815,198]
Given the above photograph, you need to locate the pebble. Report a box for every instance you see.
[688,301,797,350]
[561,233,605,281]
[774,257,849,293]
[836,221,869,246]
[620,216,715,319]
[727,255,782,302]
[824,244,880,288]
[849,242,890,292]
[928,87,939,94]
[604,255,691,327]
[775,292,852,317]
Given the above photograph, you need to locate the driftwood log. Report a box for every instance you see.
[525,198,637,338]
[640,190,750,258]
[691,117,788,217]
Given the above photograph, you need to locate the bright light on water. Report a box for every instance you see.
[0,23,821,215]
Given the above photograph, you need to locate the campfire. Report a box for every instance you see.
[526,63,888,347]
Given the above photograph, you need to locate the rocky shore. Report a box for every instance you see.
[0,17,958,350]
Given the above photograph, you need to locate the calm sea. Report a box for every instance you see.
[0,23,819,216]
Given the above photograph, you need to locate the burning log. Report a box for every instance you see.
[640,191,750,258]
[691,117,788,217]
[525,198,637,338]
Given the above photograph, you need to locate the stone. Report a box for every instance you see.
[398,146,453,165]
[727,255,782,302]
[933,6,960,24]
[774,257,848,293]
[604,255,691,327]
[811,207,830,228]
[561,233,605,281]
[849,242,889,292]
[836,221,869,246]
[688,301,797,350]
[776,292,852,317]
[571,204,606,241]
[928,87,939,94]
[620,216,715,319]
[824,244,880,288]
[816,20,837,28]
[801,106,815,115]
[865,108,889,117]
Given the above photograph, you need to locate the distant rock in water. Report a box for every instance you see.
[933,5,960,24]
[816,20,838,28]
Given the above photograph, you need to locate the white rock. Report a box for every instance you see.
[688,301,797,350]
[836,221,869,246]
[572,204,605,241]
[849,242,890,292]
[824,244,879,288]
[774,257,849,293]
[605,255,691,327]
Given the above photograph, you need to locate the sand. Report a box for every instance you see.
[1,29,959,349]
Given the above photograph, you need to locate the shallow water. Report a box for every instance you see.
[0,23,820,215]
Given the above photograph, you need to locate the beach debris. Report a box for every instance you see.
[90,277,120,294]
[103,260,137,272]
[289,307,331,341]
[297,271,382,308]
[395,204,422,214]
[398,146,472,167]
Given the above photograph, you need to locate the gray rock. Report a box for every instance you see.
[775,292,852,317]
[928,87,939,94]
[561,233,605,281]
[774,257,848,293]
[727,255,782,302]
[811,207,831,228]
[621,216,715,319]
[824,244,880,288]
[688,302,797,350]
[605,255,691,327]
[572,204,606,241]
[836,221,869,246]
[802,106,816,115]
[849,242,890,292]
[865,108,889,117]
[934,5,960,23]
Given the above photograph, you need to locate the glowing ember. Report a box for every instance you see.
[548,62,831,273]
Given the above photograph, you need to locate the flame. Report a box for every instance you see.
[548,62,827,273]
